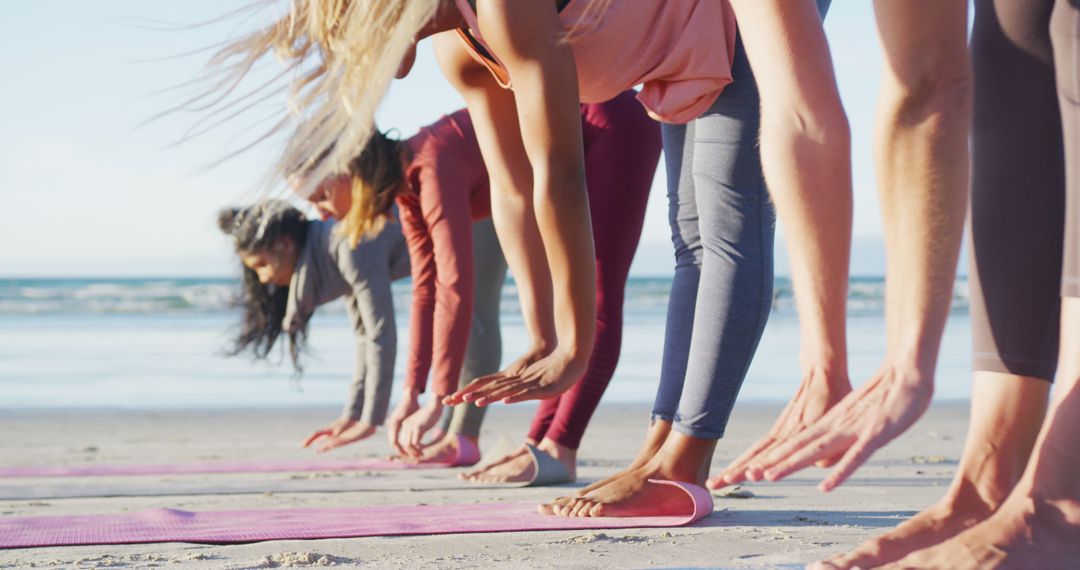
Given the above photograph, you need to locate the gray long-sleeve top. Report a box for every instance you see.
[282,219,410,426]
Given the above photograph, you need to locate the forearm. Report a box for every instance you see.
[343,365,366,422]
[531,168,596,356]
[362,327,396,425]
[764,116,852,378]
[431,289,472,396]
[729,0,852,379]
[403,284,435,392]
[872,0,971,376]
[488,185,558,351]
[875,75,970,373]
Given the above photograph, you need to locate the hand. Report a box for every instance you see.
[442,347,588,407]
[303,419,376,453]
[398,398,445,457]
[302,417,354,449]
[386,389,420,457]
[712,368,851,487]
[745,365,933,492]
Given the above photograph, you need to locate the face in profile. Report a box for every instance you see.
[294,174,352,221]
[240,238,298,286]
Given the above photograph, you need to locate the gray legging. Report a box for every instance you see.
[652,0,831,439]
[440,218,508,438]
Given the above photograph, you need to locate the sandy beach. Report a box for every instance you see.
[0,402,968,569]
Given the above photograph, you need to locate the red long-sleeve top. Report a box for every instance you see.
[397,109,491,396]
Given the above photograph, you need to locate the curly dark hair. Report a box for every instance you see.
[218,201,310,371]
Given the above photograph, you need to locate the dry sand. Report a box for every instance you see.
[0,402,968,569]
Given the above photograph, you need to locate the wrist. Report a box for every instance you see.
[798,356,849,389]
[400,387,420,403]
[529,338,556,356]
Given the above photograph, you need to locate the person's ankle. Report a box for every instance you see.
[652,431,716,484]
[942,477,1008,518]
[537,438,577,463]
[452,433,478,446]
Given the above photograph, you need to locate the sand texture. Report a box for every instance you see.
[0,403,968,569]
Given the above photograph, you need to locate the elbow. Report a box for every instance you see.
[368,320,396,348]
[535,163,587,202]
[882,65,973,134]
[762,97,851,164]
[435,286,470,320]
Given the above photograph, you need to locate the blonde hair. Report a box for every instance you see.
[193,0,437,193]
[337,130,406,247]
[187,0,610,203]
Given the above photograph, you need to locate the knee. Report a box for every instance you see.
[671,240,703,271]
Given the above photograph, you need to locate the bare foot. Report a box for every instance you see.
[544,419,671,514]
[884,365,1080,569]
[812,373,1051,569]
[812,487,995,570]
[540,431,714,518]
[465,439,576,484]
[882,492,1080,569]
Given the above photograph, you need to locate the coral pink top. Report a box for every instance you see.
[453,0,736,124]
[397,109,491,396]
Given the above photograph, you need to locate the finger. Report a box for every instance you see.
[391,425,409,457]
[750,420,835,473]
[814,451,844,469]
[717,436,777,486]
[820,437,879,492]
[474,379,533,406]
[466,376,525,405]
[302,429,332,448]
[762,432,856,482]
[444,372,508,405]
[317,438,344,453]
[408,426,425,457]
[501,383,555,404]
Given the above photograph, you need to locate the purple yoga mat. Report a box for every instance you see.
[0,481,713,549]
[0,437,482,479]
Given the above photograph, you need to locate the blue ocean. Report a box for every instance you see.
[0,276,973,410]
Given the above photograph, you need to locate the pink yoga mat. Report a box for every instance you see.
[0,437,481,478]
[0,481,713,549]
[0,459,438,478]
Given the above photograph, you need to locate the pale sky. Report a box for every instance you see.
[1,1,915,278]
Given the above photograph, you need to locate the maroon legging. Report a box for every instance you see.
[526,92,662,450]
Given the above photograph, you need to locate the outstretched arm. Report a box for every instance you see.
[434,0,595,408]
[709,0,854,483]
[721,0,971,492]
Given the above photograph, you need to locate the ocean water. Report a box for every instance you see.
[0,276,974,410]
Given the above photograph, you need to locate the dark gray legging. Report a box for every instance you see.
[969,0,1080,381]
[652,0,831,439]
